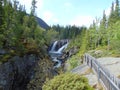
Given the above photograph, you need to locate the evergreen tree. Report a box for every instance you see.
[3,0,14,48]
[31,0,37,16]
[29,0,37,39]
[108,2,115,26]
[0,0,5,48]
[100,10,107,29]
[0,0,4,28]
[114,0,120,20]
[108,0,120,25]
[99,10,107,45]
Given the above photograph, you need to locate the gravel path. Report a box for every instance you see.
[97,57,120,77]
[71,64,89,73]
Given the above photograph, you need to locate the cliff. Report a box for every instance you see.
[0,50,53,90]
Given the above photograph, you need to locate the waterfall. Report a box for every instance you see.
[49,40,69,69]
[57,43,68,53]
[50,41,58,51]
[52,58,62,69]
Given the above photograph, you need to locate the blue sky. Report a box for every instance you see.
[18,0,114,27]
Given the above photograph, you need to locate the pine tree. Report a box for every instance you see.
[28,0,37,39]
[99,10,107,45]
[114,0,120,20]
[100,10,107,29]
[0,0,5,48]
[108,2,115,26]
[108,0,120,25]
[31,0,37,16]
[0,0,4,27]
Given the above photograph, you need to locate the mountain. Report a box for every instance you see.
[36,17,50,29]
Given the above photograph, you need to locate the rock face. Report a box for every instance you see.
[66,46,79,57]
[0,53,53,90]
[0,54,37,90]
[27,57,53,90]
[0,49,7,55]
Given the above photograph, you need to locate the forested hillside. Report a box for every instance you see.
[0,0,55,90]
[0,0,54,59]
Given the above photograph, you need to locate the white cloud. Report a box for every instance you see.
[42,11,60,25]
[18,0,43,14]
[18,0,32,13]
[36,0,43,12]
[105,7,111,16]
[43,11,54,22]
[70,15,94,27]
[52,18,59,23]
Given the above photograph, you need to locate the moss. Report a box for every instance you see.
[0,54,12,63]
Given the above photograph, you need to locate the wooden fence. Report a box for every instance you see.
[84,53,120,90]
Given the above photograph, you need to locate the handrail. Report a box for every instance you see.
[84,53,120,90]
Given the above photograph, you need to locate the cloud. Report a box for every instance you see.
[18,0,32,13]
[52,18,59,23]
[42,11,54,22]
[18,0,43,14]
[36,0,43,12]
[70,15,94,27]
[41,10,60,25]
[105,7,111,16]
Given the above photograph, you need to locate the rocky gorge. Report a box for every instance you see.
[0,48,54,90]
[0,39,80,90]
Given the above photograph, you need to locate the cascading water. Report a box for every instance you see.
[57,43,68,54]
[49,40,69,69]
[50,41,58,51]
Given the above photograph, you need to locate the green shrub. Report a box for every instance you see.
[42,73,94,90]
[68,55,81,70]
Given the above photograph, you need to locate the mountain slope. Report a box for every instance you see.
[36,17,50,29]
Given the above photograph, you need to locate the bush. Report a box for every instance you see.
[68,54,81,70]
[42,73,94,90]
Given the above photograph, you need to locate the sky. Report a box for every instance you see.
[18,0,114,27]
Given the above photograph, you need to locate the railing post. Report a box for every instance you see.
[97,67,100,82]
[84,54,86,64]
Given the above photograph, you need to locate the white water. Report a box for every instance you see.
[57,43,68,53]
[49,40,68,69]
[50,41,58,51]
[52,58,62,69]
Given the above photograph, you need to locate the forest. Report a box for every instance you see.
[0,0,120,90]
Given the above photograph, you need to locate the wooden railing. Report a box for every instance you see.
[84,54,120,90]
